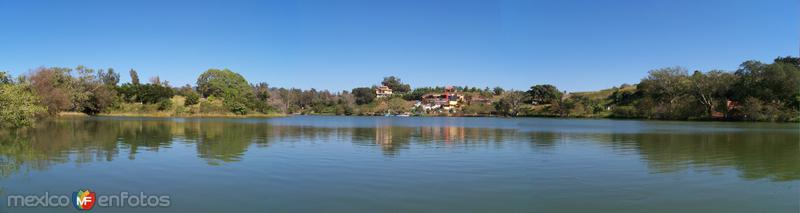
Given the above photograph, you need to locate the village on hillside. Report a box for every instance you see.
[5,56,797,125]
[374,85,494,116]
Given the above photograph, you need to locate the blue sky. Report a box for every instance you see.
[1,0,797,92]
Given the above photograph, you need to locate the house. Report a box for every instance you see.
[376,85,393,98]
[419,86,464,112]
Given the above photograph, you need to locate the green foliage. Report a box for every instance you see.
[184,92,200,106]
[494,91,526,116]
[689,70,737,116]
[81,85,117,114]
[609,87,638,106]
[196,69,253,99]
[227,102,249,115]
[611,106,638,118]
[528,84,562,104]
[403,87,440,101]
[196,69,256,114]
[774,56,800,66]
[98,68,120,86]
[27,66,118,115]
[129,69,140,85]
[199,97,227,114]
[351,87,376,105]
[604,59,799,121]
[732,61,800,109]
[492,87,504,95]
[381,76,411,93]
[157,99,173,111]
[0,84,46,128]
[3,56,798,122]
[253,82,270,101]
[0,71,12,84]
[737,97,795,122]
[118,83,175,105]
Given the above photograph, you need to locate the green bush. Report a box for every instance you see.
[0,84,46,128]
[611,106,638,118]
[227,102,249,115]
[184,92,200,106]
[157,99,173,111]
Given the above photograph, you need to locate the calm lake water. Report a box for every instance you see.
[0,116,798,212]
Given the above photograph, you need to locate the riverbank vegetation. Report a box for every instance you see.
[0,57,797,128]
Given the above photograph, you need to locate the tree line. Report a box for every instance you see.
[0,56,797,128]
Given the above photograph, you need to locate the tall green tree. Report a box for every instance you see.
[689,70,736,117]
[197,69,252,98]
[129,69,140,85]
[253,82,270,101]
[528,84,562,104]
[381,76,411,93]
[351,87,376,105]
[196,69,256,114]
[98,68,120,86]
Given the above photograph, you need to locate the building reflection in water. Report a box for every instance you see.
[0,117,796,182]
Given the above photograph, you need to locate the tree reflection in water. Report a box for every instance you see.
[0,117,796,182]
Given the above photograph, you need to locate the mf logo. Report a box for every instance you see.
[72,189,96,211]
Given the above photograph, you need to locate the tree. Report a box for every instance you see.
[196,69,256,114]
[0,71,12,84]
[732,60,800,108]
[129,69,140,85]
[117,83,174,104]
[351,87,376,105]
[689,70,736,117]
[139,84,174,104]
[196,69,253,98]
[98,68,120,86]
[774,56,800,67]
[29,67,75,114]
[0,83,46,128]
[493,87,504,95]
[635,67,695,119]
[253,82,270,101]
[638,67,690,104]
[528,84,562,104]
[494,91,526,116]
[381,76,411,93]
[184,91,200,106]
[81,84,117,114]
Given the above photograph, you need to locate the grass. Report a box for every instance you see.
[97,112,285,118]
[99,96,286,118]
[57,112,89,117]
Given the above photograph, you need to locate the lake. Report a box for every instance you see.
[0,116,797,212]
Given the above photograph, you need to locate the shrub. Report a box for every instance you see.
[184,92,200,106]
[157,99,173,111]
[228,102,248,115]
[611,106,637,118]
[0,84,47,128]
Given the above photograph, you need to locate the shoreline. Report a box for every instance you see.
[59,112,287,118]
[57,112,798,123]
